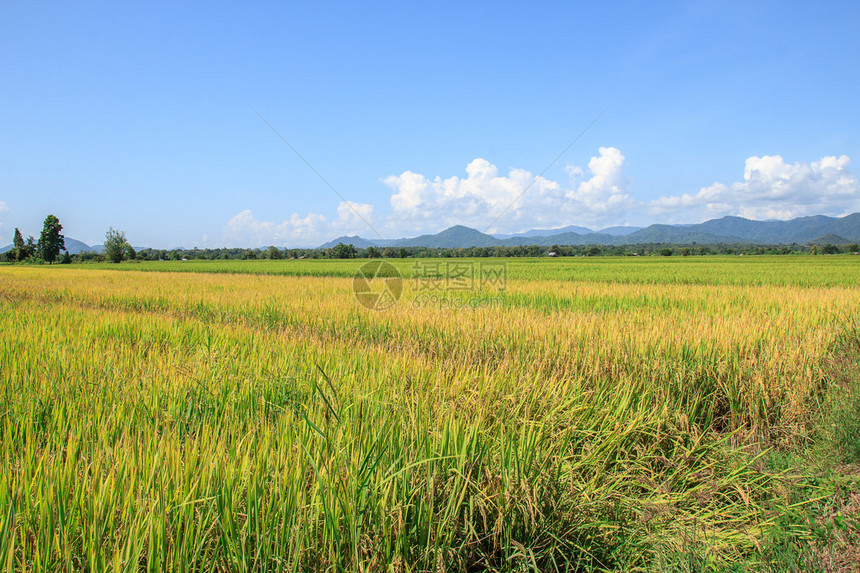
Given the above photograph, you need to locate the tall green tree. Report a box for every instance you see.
[6,228,25,261]
[37,215,65,264]
[8,230,36,261]
[266,245,283,259]
[104,227,128,263]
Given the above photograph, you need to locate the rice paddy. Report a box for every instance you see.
[83,255,860,287]
[1,256,859,571]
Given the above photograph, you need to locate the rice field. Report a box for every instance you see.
[1,257,859,571]
[83,255,860,287]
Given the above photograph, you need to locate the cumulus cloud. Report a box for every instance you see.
[222,201,375,247]
[381,150,859,236]
[223,209,327,247]
[565,147,635,217]
[222,150,860,246]
[225,147,636,246]
[384,158,559,233]
[0,201,7,229]
[648,154,860,222]
[335,201,375,230]
[382,150,633,235]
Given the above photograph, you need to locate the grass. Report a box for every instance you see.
[0,257,859,571]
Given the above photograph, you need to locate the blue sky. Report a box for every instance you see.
[2,1,859,248]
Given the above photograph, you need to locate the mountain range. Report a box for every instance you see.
[492,224,643,239]
[2,214,858,253]
[319,213,860,249]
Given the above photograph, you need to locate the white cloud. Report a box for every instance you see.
[381,147,634,234]
[384,159,601,235]
[222,150,860,246]
[224,147,635,246]
[222,201,375,247]
[385,158,553,227]
[381,150,859,236]
[223,209,328,247]
[566,147,635,217]
[335,201,375,230]
[648,154,860,222]
[0,201,7,229]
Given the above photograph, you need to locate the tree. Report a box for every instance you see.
[104,227,128,263]
[124,244,137,260]
[659,248,673,257]
[266,246,283,260]
[366,246,381,258]
[15,235,37,261]
[5,228,25,261]
[13,228,24,250]
[329,243,357,259]
[37,215,65,264]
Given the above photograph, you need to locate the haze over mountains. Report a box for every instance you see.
[319,213,860,250]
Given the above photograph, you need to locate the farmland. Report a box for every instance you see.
[77,255,860,287]
[1,256,859,571]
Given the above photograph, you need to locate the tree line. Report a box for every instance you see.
[41,241,860,263]
[311,242,858,259]
[4,217,858,264]
[2,216,135,264]
[3,215,68,264]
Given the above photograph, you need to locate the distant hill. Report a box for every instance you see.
[598,225,643,236]
[318,236,397,250]
[494,224,595,239]
[321,226,502,250]
[0,237,94,255]
[618,213,860,245]
[809,234,853,245]
[0,238,151,255]
[692,214,860,244]
[620,225,746,245]
[502,232,609,247]
[399,225,500,248]
[315,213,860,249]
